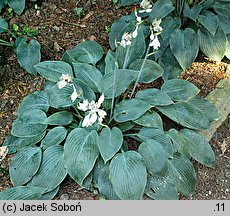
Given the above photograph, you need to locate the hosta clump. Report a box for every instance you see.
[1,30,220,199]
[112,0,230,79]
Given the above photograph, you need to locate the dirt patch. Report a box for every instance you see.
[0,0,229,200]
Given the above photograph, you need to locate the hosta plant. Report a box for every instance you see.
[0,17,220,200]
[112,0,230,79]
[0,0,26,15]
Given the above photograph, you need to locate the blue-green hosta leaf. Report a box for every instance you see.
[159,47,183,80]
[116,0,141,7]
[133,111,163,129]
[0,186,46,200]
[3,132,46,154]
[167,129,191,158]
[109,14,136,50]
[98,127,123,163]
[98,69,136,99]
[109,151,147,200]
[105,50,116,74]
[0,0,7,9]
[170,28,199,70]
[137,127,173,157]
[135,88,173,106]
[218,15,230,35]
[160,17,181,40]
[226,34,230,60]
[11,109,47,138]
[16,37,41,75]
[117,121,135,132]
[157,102,210,130]
[145,175,178,200]
[44,111,73,126]
[149,0,174,22]
[0,18,8,33]
[73,63,102,92]
[17,91,49,115]
[129,59,164,83]
[61,41,103,66]
[161,79,200,101]
[114,99,151,123]
[201,0,215,10]
[187,96,221,122]
[198,11,219,36]
[168,153,196,196]
[41,126,67,150]
[8,0,25,15]
[183,4,202,21]
[64,128,99,185]
[117,28,146,69]
[27,145,67,192]
[198,27,227,61]
[181,129,215,168]
[139,140,168,177]
[213,1,230,18]
[9,147,42,186]
[38,186,59,200]
[34,61,73,82]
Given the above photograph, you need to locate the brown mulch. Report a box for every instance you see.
[0,0,229,200]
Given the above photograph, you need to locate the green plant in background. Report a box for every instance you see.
[75,7,83,18]
[0,2,221,199]
[113,0,230,79]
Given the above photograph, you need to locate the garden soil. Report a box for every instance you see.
[0,0,229,200]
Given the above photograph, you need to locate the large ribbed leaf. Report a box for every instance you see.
[145,175,178,200]
[0,18,8,33]
[34,61,73,82]
[135,88,173,106]
[137,127,173,157]
[0,186,46,200]
[149,0,174,22]
[61,41,103,66]
[129,59,164,83]
[170,28,199,70]
[117,28,146,69]
[181,129,215,167]
[213,1,230,18]
[17,37,41,75]
[218,15,230,35]
[198,11,219,36]
[139,140,168,176]
[98,127,123,163]
[133,111,163,129]
[8,0,25,15]
[109,151,147,200]
[73,63,102,92]
[17,91,49,115]
[38,186,59,200]
[105,50,116,74]
[157,102,210,130]
[183,4,202,21]
[116,0,141,7]
[198,27,227,61]
[11,109,47,138]
[44,111,73,126]
[187,96,221,122]
[41,126,67,150]
[161,79,200,101]
[168,153,196,196]
[98,69,135,99]
[114,99,151,122]
[161,17,181,40]
[64,128,99,185]
[9,147,42,186]
[27,145,67,192]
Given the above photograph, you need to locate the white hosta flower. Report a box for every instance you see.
[152,19,163,32]
[134,9,142,22]
[140,0,153,13]
[150,35,161,50]
[118,32,132,48]
[132,25,139,38]
[70,84,78,102]
[78,94,107,127]
[57,73,72,89]
[0,146,8,162]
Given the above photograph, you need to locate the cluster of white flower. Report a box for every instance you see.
[150,19,163,50]
[78,94,107,127]
[0,146,8,163]
[57,74,78,102]
[140,0,153,13]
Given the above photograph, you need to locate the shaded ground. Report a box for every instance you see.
[0,0,229,200]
